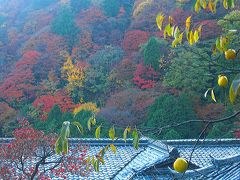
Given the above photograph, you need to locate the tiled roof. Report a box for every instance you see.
[0,138,240,180]
[134,139,240,180]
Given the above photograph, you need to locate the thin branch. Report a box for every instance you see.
[181,122,211,179]
[141,110,240,134]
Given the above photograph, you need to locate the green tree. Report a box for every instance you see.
[70,0,91,14]
[163,45,213,94]
[102,0,121,17]
[142,37,168,71]
[32,0,57,9]
[163,129,182,140]
[34,105,63,134]
[51,6,79,52]
[88,45,124,73]
[145,93,201,139]
[207,122,234,138]
[218,10,240,49]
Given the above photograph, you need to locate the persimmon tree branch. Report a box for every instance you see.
[140,110,240,134]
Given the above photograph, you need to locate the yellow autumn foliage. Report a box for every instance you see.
[62,55,85,91]
[73,102,100,116]
[132,0,152,17]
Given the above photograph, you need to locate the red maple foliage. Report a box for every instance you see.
[133,63,158,89]
[123,30,149,52]
[100,88,161,126]
[0,50,41,102]
[0,119,90,180]
[169,8,192,28]
[196,19,221,40]
[72,30,100,61]
[75,7,106,28]
[33,90,75,114]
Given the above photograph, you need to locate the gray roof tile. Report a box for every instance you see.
[1,138,240,179]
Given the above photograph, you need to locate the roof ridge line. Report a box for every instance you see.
[110,147,147,180]
[168,154,240,178]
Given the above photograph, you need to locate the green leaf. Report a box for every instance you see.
[63,138,68,154]
[87,118,91,131]
[94,160,99,172]
[164,24,171,38]
[90,115,96,126]
[109,126,115,140]
[55,137,62,154]
[110,144,117,154]
[61,121,71,139]
[216,37,221,51]
[72,121,84,135]
[173,26,180,39]
[227,0,234,8]
[95,126,101,139]
[229,74,240,104]
[123,127,131,142]
[132,128,139,150]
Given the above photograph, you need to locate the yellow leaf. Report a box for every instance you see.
[223,0,228,9]
[87,118,91,131]
[168,16,174,25]
[95,126,101,139]
[109,126,115,140]
[171,26,175,37]
[188,31,194,45]
[197,25,202,35]
[229,84,236,104]
[123,127,131,142]
[220,36,229,51]
[211,89,217,102]
[156,13,165,30]
[229,75,240,104]
[195,0,201,13]
[201,0,207,9]
[186,16,191,30]
[172,38,179,48]
[208,0,216,13]
[194,30,199,42]
[110,144,117,154]
[212,44,217,55]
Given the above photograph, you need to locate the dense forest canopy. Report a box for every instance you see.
[0,0,239,141]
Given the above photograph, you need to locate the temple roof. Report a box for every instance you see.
[1,138,240,179]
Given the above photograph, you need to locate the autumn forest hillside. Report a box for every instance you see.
[0,0,239,139]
